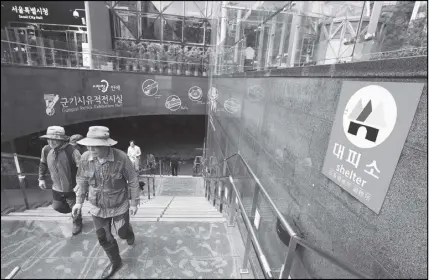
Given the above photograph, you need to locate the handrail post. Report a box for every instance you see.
[213,180,217,207]
[152,176,155,197]
[227,187,236,227]
[279,236,298,279]
[219,180,225,213]
[207,179,211,201]
[13,154,29,210]
[147,177,151,200]
[250,182,260,219]
[242,234,252,269]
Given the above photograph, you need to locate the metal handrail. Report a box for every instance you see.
[293,236,369,279]
[228,175,272,278]
[203,152,370,279]
[1,152,40,160]
[205,152,297,236]
[1,39,209,66]
[1,152,156,207]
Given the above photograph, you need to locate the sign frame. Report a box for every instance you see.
[322,81,424,214]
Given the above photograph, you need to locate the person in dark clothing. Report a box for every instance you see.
[170,152,179,176]
[38,126,82,235]
[69,134,88,155]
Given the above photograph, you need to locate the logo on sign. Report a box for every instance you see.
[142,79,159,97]
[44,94,59,116]
[342,85,397,149]
[224,98,240,114]
[165,95,182,111]
[188,86,203,101]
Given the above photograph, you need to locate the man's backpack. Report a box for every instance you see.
[44,144,79,188]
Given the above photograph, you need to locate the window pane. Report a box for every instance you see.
[116,1,137,10]
[206,1,214,18]
[163,1,184,16]
[141,1,161,13]
[331,22,342,39]
[185,1,206,17]
[141,13,161,40]
[163,14,183,42]
[113,11,138,39]
[184,18,205,44]
[204,21,212,45]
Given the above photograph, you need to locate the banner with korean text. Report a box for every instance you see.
[322,81,424,214]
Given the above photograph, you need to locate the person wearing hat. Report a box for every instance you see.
[38,126,83,235]
[71,126,140,279]
[69,134,88,155]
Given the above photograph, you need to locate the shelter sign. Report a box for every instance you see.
[322,81,424,214]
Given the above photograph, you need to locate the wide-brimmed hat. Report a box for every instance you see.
[69,134,84,145]
[40,126,69,141]
[77,126,117,147]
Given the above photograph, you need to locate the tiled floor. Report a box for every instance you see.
[1,220,251,279]
[159,177,205,197]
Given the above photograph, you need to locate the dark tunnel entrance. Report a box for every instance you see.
[4,115,207,176]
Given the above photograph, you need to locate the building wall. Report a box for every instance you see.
[207,56,427,278]
[88,1,113,53]
[1,65,208,142]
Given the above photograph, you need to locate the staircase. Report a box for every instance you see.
[2,195,225,223]
[2,176,225,222]
[1,176,249,279]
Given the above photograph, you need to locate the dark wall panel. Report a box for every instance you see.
[1,65,208,141]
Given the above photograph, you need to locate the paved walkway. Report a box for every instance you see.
[1,219,247,279]
[1,177,252,279]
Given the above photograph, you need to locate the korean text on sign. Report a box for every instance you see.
[60,95,123,108]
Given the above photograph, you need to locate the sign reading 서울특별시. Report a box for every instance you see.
[322,81,424,214]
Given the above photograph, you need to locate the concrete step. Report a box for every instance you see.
[1,216,158,222]
[162,214,224,218]
[7,212,161,218]
[168,206,214,209]
[159,217,226,222]
[163,209,218,213]
[27,208,165,214]
[22,211,162,218]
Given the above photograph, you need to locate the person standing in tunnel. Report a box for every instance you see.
[69,134,88,155]
[147,153,156,174]
[127,140,141,173]
[72,126,140,279]
[170,152,179,176]
[38,126,83,235]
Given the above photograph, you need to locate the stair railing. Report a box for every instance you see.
[1,152,156,212]
[203,152,370,279]
[138,175,156,199]
[1,152,40,211]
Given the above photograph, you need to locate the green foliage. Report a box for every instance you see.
[405,8,428,48]
[381,1,417,51]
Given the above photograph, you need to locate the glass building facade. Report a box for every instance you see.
[109,1,216,48]
[210,1,428,74]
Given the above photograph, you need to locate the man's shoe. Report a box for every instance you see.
[72,213,83,235]
[101,261,122,279]
[101,239,122,279]
[101,261,123,279]
[127,231,135,245]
